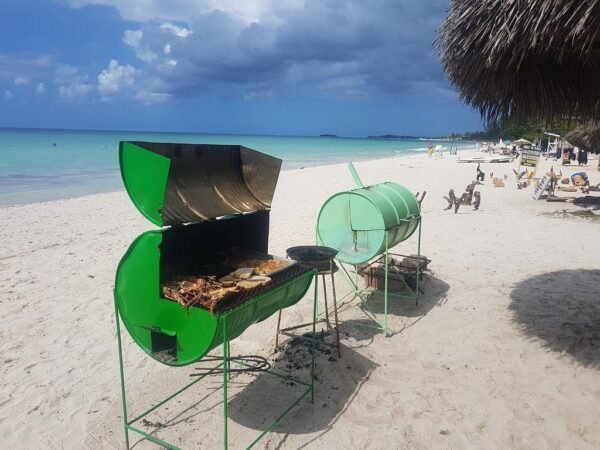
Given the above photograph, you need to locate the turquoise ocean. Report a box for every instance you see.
[0,128,468,206]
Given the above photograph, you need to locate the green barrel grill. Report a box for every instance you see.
[115,141,314,367]
[317,182,421,264]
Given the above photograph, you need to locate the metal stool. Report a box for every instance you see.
[275,250,341,357]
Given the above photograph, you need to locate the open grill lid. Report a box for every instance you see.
[119,141,282,227]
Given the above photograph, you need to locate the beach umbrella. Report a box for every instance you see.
[566,122,600,153]
[512,138,533,146]
[435,0,600,121]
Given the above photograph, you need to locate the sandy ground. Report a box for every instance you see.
[1,149,599,449]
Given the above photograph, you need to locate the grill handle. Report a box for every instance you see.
[139,324,177,337]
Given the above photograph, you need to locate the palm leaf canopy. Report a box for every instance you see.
[566,122,600,152]
[436,0,600,121]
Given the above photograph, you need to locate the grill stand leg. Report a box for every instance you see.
[330,271,341,358]
[275,269,341,358]
[384,233,389,337]
[115,300,130,450]
[333,216,424,337]
[311,273,318,403]
[415,218,422,305]
[322,274,330,326]
[223,319,228,450]
[274,310,282,348]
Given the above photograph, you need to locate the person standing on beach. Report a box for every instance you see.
[577,147,588,166]
[428,143,433,158]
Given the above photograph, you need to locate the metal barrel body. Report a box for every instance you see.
[114,231,314,366]
[317,182,420,264]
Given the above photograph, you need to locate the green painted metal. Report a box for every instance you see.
[119,142,171,227]
[114,269,318,449]
[114,230,314,366]
[115,141,318,448]
[119,141,282,227]
[348,162,364,188]
[317,182,421,265]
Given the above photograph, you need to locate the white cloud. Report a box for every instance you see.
[65,0,293,24]
[123,30,157,62]
[59,1,455,104]
[134,91,171,104]
[55,64,80,82]
[107,1,452,101]
[0,54,53,85]
[14,76,29,85]
[96,59,168,103]
[123,22,192,64]
[36,82,45,94]
[123,29,142,47]
[159,23,193,38]
[59,82,93,101]
[97,59,137,97]
[243,88,273,101]
[55,64,93,102]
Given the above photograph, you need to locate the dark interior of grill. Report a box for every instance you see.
[159,210,309,314]
[160,210,270,267]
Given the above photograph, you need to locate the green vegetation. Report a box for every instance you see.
[457,118,581,142]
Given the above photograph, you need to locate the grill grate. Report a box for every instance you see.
[162,263,313,315]
[211,263,312,314]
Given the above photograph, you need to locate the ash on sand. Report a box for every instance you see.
[542,209,600,222]
[227,331,376,436]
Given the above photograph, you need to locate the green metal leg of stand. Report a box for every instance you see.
[275,271,340,358]
[115,270,318,450]
[114,295,130,450]
[384,233,389,336]
[311,274,318,403]
[223,320,229,449]
[332,217,423,336]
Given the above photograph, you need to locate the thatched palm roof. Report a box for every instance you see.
[566,122,600,152]
[435,0,600,121]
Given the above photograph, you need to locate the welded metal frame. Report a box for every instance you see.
[114,270,318,450]
[321,217,423,336]
[275,262,341,358]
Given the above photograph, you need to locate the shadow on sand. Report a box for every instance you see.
[509,269,600,369]
[227,340,376,448]
[334,273,449,341]
[128,337,376,449]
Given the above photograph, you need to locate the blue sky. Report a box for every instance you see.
[0,0,483,136]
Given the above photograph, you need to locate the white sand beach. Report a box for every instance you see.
[1,149,599,449]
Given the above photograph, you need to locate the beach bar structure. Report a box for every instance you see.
[114,142,318,449]
[316,163,423,335]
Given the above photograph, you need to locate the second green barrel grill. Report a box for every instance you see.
[317,182,421,264]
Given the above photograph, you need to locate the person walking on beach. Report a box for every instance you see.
[428,143,433,158]
[577,148,588,166]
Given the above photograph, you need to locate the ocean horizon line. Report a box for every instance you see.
[0,125,465,142]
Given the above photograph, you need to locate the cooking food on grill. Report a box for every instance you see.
[237,279,266,289]
[239,258,290,275]
[162,276,239,314]
[163,272,273,314]
[232,267,255,279]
